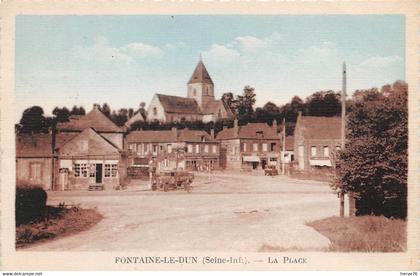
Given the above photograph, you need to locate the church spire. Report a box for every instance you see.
[188,57,214,85]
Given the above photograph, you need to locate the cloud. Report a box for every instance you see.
[121,42,163,59]
[234,32,282,53]
[71,36,132,65]
[71,36,185,65]
[356,55,403,72]
[202,44,241,68]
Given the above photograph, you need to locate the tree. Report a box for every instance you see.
[236,85,256,123]
[18,106,49,133]
[100,103,111,118]
[70,105,86,116]
[305,90,341,117]
[112,108,129,127]
[337,84,407,218]
[253,102,281,125]
[221,92,237,113]
[52,107,70,123]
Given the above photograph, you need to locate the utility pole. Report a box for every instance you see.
[339,62,347,217]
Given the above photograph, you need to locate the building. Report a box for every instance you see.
[16,133,53,191]
[125,127,220,174]
[281,136,295,164]
[54,105,126,190]
[293,112,342,171]
[146,59,234,123]
[54,128,123,191]
[56,104,125,149]
[124,112,145,129]
[216,120,281,171]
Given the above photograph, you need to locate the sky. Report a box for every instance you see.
[15,15,405,122]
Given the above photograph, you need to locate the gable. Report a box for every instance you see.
[59,128,120,157]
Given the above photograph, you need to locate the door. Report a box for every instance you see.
[95,164,103,184]
[298,145,305,171]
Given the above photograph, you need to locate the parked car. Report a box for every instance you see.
[152,170,194,192]
[264,166,278,176]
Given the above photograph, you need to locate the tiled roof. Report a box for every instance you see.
[202,100,234,117]
[157,94,201,115]
[216,123,279,140]
[125,112,145,127]
[56,107,123,133]
[126,128,214,143]
[177,129,213,142]
[55,132,79,149]
[16,133,52,158]
[298,116,342,140]
[188,60,214,85]
[126,129,178,143]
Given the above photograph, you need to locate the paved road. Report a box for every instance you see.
[25,173,338,251]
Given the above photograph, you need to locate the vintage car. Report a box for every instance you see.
[152,170,194,192]
[264,166,279,176]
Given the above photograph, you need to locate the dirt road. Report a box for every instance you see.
[25,173,338,251]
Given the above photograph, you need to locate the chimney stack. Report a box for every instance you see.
[272,119,277,133]
[210,129,215,139]
[234,118,239,138]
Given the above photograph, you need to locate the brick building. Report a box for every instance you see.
[125,127,220,174]
[16,133,54,190]
[216,120,281,171]
[293,112,342,171]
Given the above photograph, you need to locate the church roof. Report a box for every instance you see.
[188,60,214,85]
[202,100,235,117]
[56,106,124,133]
[157,94,201,115]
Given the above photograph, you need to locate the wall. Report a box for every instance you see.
[101,133,124,149]
[146,94,167,122]
[16,157,52,191]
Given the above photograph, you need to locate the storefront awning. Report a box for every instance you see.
[309,159,332,167]
[243,156,260,162]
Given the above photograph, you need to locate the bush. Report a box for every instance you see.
[16,183,47,225]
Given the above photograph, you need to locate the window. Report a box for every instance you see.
[201,136,206,142]
[152,145,158,155]
[270,143,276,152]
[204,145,209,153]
[137,143,143,154]
[311,146,317,157]
[29,163,42,182]
[243,143,247,152]
[104,164,117,178]
[262,143,268,152]
[128,143,136,152]
[270,157,277,162]
[212,145,217,153]
[89,164,96,177]
[74,163,88,178]
[163,158,169,167]
[167,144,172,153]
[323,146,329,157]
[253,143,258,152]
[159,145,164,152]
[153,107,157,116]
[195,144,200,153]
[187,144,193,153]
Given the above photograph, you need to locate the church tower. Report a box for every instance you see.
[187,57,215,108]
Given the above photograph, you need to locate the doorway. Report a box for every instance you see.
[95,164,103,184]
[261,159,267,169]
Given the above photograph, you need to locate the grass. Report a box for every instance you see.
[16,206,103,249]
[307,216,406,252]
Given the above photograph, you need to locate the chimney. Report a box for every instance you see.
[210,129,215,139]
[93,103,100,111]
[234,118,239,138]
[272,119,277,133]
[171,126,177,138]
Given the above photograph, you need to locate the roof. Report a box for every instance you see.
[188,60,214,85]
[177,129,213,142]
[126,129,178,143]
[126,128,214,143]
[284,136,294,151]
[217,122,279,140]
[16,133,52,158]
[56,106,123,133]
[55,132,78,149]
[157,94,201,115]
[202,100,234,117]
[297,116,342,140]
[125,112,145,127]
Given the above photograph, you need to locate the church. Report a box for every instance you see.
[146,59,234,123]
